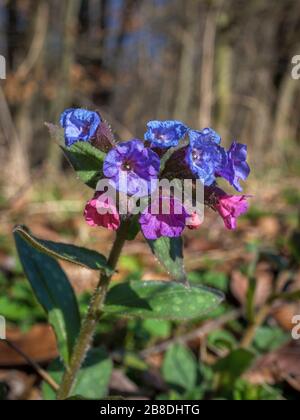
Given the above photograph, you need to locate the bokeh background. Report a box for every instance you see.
[0,0,300,400]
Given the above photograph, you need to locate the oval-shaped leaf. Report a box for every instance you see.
[14,226,111,274]
[46,123,105,189]
[14,231,81,366]
[42,348,113,400]
[104,281,223,320]
[162,344,198,392]
[146,237,187,282]
[213,349,256,387]
[61,142,105,189]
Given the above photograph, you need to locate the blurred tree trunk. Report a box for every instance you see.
[2,0,299,180]
[198,2,221,128]
[3,0,49,195]
[173,0,199,124]
[49,0,81,173]
[114,0,139,63]
[7,0,18,67]
[272,66,300,161]
[0,2,8,58]
[99,0,108,51]
[110,0,140,132]
[215,44,232,141]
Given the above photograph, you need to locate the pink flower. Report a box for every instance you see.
[187,212,202,230]
[84,192,120,230]
[215,194,249,230]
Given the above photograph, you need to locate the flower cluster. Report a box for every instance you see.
[61,109,251,239]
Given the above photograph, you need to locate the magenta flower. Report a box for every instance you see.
[103,140,160,197]
[84,192,120,230]
[215,193,249,230]
[139,196,189,240]
[187,212,202,230]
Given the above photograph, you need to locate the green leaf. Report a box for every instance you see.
[46,123,105,189]
[162,344,198,392]
[14,225,111,274]
[207,330,237,351]
[61,142,106,189]
[288,230,300,263]
[0,296,34,322]
[188,271,229,292]
[42,348,113,400]
[142,319,171,339]
[14,231,81,365]
[146,237,186,282]
[233,379,283,401]
[104,280,223,320]
[214,349,256,391]
[253,326,289,353]
[214,349,255,376]
[246,276,256,323]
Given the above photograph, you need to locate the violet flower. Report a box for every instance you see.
[139,196,189,240]
[217,142,250,192]
[103,139,160,197]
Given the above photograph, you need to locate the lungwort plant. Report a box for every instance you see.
[14,109,251,399]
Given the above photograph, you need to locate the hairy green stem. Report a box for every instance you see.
[57,222,129,400]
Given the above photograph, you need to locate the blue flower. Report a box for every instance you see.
[197,127,221,145]
[145,120,188,148]
[217,142,250,191]
[187,129,227,186]
[60,108,101,147]
[103,139,160,197]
